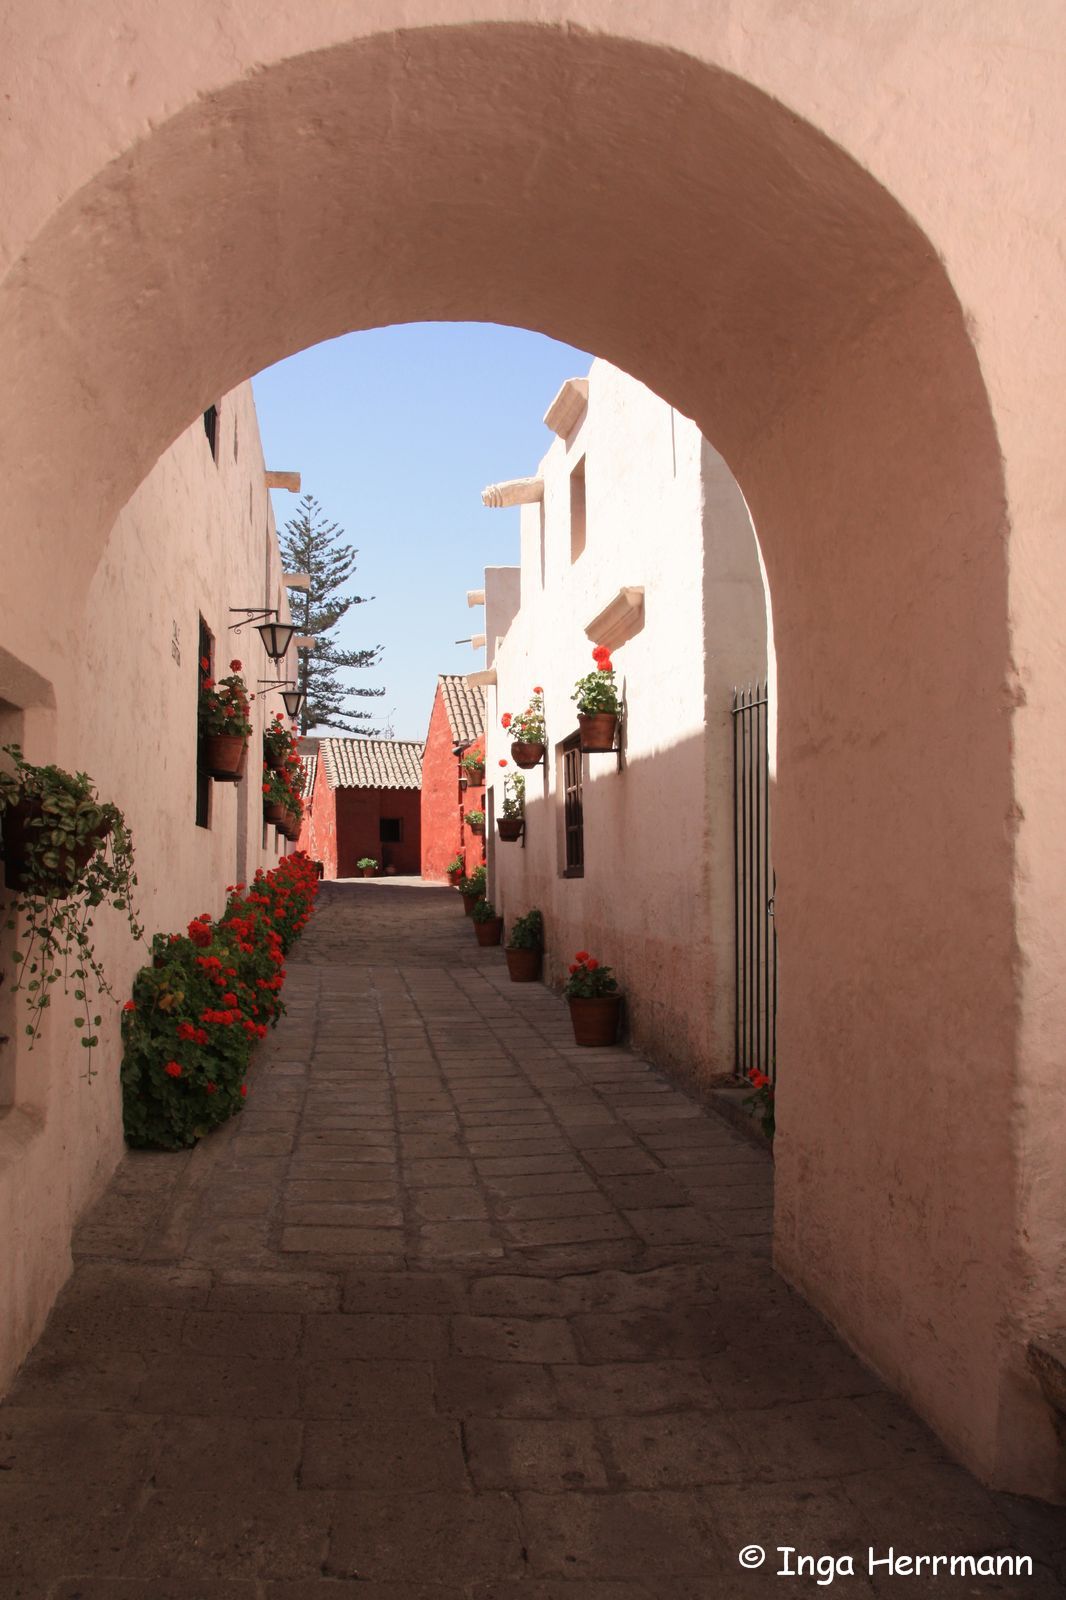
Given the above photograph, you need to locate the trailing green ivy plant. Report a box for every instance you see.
[0,744,143,1071]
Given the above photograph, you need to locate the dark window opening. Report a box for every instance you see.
[196,617,213,829]
[562,734,584,877]
[379,817,403,844]
[203,404,219,463]
[570,456,587,562]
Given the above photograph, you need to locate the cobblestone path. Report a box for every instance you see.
[2,881,1064,1596]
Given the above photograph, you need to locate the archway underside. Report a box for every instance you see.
[0,22,1042,1492]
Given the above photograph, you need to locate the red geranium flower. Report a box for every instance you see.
[592,644,610,662]
[501,712,512,729]
[122,999,136,1013]
[205,1082,217,1095]
[201,677,215,691]
[533,685,543,694]
[164,1061,182,1078]
[200,655,210,671]
[239,1084,248,1098]
[569,964,578,974]
[498,758,507,767]
[586,958,599,971]
[574,950,591,963]
[230,659,242,672]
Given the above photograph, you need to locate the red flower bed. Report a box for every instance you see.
[120,852,319,1149]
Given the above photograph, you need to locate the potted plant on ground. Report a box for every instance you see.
[573,646,620,751]
[357,856,377,878]
[744,1067,775,1142]
[464,807,486,837]
[505,907,543,981]
[446,853,465,886]
[458,863,486,915]
[461,747,485,787]
[199,658,252,780]
[563,948,623,1046]
[0,744,144,1068]
[471,897,504,946]
[497,770,525,841]
[503,689,546,768]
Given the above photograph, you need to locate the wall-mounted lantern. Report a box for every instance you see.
[230,608,295,663]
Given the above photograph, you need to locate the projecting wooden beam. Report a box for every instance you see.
[265,471,301,492]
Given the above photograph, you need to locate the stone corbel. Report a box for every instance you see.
[467,589,485,607]
[585,586,645,652]
[543,377,589,439]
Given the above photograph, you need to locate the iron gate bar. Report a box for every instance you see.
[731,682,776,1085]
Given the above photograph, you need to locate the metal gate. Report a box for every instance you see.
[732,682,776,1082]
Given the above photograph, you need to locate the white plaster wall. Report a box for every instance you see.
[489,360,769,1083]
[0,381,296,1393]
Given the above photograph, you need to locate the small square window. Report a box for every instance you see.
[379,817,403,844]
[203,404,219,463]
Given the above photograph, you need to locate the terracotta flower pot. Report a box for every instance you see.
[202,733,247,780]
[568,993,623,1046]
[2,799,113,894]
[505,946,542,982]
[497,816,524,841]
[461,891,483,916]
[468,819,485,837]
[577,713,618,752]
[474,916,504,946]
[264,800,287,825]
[511,740,545,769]
[264,746,283,772]
[464,765,485,787]
[361,865,375,878]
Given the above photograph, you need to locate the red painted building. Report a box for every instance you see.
[298,736,423,878]
[421,674,486,880]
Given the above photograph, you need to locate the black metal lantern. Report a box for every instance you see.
[256,620,295,662]
[281,689,306,719]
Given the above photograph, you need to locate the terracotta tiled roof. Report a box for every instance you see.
[439,674,486,746]
[320,737,424,791]
[299,754,317,801]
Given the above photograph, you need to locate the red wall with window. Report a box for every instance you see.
[334,786,421,877]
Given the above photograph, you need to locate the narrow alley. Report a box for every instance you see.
[2,881,1063,1595]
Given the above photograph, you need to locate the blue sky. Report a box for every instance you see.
[252,323,589,743]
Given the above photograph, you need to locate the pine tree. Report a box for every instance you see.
[279,494,385,735]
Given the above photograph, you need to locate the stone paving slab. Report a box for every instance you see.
[1,879,1064,1594]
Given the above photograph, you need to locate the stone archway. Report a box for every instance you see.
[0,14,1057,1495]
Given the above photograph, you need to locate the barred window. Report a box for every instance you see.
[562,734,583,877]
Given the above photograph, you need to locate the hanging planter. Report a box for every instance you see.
[510,741,545,769]
[264,800,287,827]
[505,908,543,982]
[502,690,546,769]
[2,797,112,895]
[496,770,525,841]
[472,899,504,946]
[202,734,247,781]
[0,744,144,1066]
[465,808,485,837]
[563,948,622,1047]
[573,647,621,753]
[577,712,618,752]
[446,854,465,886]
[461,749,485,786]
[199,660,252,782]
